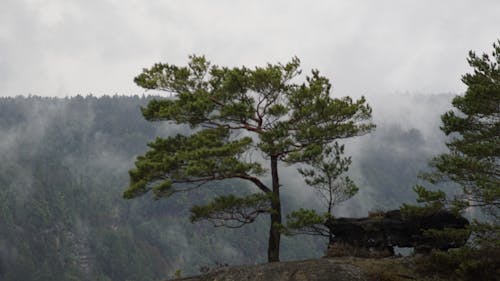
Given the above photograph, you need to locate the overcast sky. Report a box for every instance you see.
[1,0,499,99]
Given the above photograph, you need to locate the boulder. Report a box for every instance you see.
[325,209,469,254]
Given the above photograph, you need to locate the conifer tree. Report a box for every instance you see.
[123,56,374,262]
[408,41,499,280]
[416,41,500,219]
[285,142,358,241]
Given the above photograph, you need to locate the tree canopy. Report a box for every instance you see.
[123,55,374,262]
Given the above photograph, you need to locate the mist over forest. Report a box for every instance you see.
[0,93,457,280]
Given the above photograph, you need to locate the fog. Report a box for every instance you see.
[2,1,497,279]
[278,92,455,217]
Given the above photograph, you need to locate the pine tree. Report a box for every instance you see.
[123,56,374,262]
[285,142,358,241]
[410,41,500,281]
[418,40,500,219]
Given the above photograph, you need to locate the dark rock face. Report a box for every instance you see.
[325,210,469,254]
[172,259,368,281]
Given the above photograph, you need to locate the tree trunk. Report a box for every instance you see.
[268,156,281,262]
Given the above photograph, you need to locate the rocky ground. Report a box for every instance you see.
[167,256,441,281]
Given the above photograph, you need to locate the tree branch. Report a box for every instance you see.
[237,174,272,193]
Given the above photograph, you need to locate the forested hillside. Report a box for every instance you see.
[0,94,452,280]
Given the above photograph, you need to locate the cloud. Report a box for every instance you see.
[1,0,500,97]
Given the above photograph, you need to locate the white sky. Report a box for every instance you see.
[1,0,499,99]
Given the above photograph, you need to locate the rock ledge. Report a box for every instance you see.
[171,258,367,281]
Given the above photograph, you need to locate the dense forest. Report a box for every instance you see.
[0,94,453,280]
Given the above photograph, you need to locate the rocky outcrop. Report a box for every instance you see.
[171,258,368,281]
[325,209,469,254]
[166,210,470,281]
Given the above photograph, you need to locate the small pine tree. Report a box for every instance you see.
[285,142,358,241]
